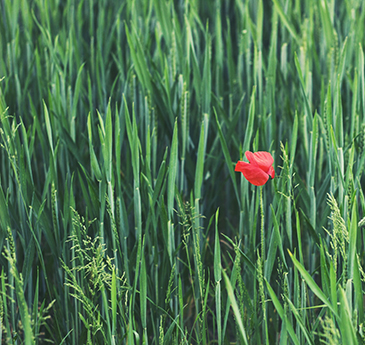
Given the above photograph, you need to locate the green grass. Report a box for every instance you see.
[1,0,365,343]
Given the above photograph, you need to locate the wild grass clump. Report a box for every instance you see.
[1,0,365,343]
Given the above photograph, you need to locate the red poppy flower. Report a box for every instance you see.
[235,151,275,186]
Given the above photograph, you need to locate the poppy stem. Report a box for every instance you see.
[259,186,269,345]
[260,186,265,264]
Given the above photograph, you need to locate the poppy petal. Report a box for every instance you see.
[235,160,249,172]
[235,161,270,186]
[245,151,256,164]
[268,165,275,179]
[247,151,274,172]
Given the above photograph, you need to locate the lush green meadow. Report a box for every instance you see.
[1,0,365,343]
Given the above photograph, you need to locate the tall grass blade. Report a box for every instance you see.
[222,269,248,345]
[288,250,337,316]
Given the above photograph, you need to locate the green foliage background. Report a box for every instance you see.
[1,0,365,344]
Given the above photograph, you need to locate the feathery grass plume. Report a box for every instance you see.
[237,267,254,339]
[178,200,191,245]
[324,193,349,276]
[3,227,17,342]
[3,234,34,344]
[51,181,60,247]
[323,83,331,155]
[192,209,205,302]
[63,207,127,342]
[32,298,56,342]
[278,142,296,249]
[159,261,177,338]
[164,262,176,307]
[356,255,365,283]
[319,316,340,345]
[62,256,106,341]
[106,193,120,268]
[177,199,206,339]
[279,142,290,186]
[178,200,205,287]
[277,260,289,317]
[282,272,291,326]
[159,315,164,345]
[0,269,11,344]
[347,171,354,202]
[5,226,15,263]
[257,248,268,345]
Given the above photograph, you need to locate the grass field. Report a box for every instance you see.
[1,0,365,344]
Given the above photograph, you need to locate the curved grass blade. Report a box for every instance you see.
[288,250,338,317]
[222,269,248,345]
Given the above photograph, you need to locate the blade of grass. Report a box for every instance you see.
[288,250,338,316]
[214,209,222,345]
[265,279,300,345]
[222,269,248,345]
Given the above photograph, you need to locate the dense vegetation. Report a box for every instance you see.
[1,0,365,343]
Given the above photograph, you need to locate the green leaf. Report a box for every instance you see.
[288,250,338,317]
[338,286,357,344]
[272,0,300,44]
[167,118,178,218]
[348,200,357,280]
[194,119,206,200]
[222,269,248,345]
[43,100,54,156]
[265,279,300,345]
[104,99,113,182]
